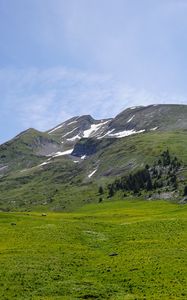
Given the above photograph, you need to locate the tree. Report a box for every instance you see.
[146,177,153,191]
[98,186,104,195]
[98,197,103,203]
[183,185,187,196]
[108,184,115,198]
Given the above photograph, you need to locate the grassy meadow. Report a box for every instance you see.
[0,199,187,299]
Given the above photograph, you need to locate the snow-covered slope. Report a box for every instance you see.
[47,110,147,143]
[44,104,187,157]
[47,115,112,143]
[44,104,187,158]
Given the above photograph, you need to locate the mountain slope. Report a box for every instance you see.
[0,130,187,211]
[47,104,187,142]
[47,115,112,148]
[1,104,187,211]
[0,128,63,175]
[108,104,187,134]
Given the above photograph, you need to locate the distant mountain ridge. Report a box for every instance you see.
[47,104,187,142]
[1,104,187,211]
[1,104,187,175]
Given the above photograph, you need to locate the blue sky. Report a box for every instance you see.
[1,0,187,143]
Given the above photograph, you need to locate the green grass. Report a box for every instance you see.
[1,199,187,299]
[93,130,187,177]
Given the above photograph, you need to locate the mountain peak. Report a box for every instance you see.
[13,128,42,140]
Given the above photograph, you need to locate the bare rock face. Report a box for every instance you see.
[149,191,178,200]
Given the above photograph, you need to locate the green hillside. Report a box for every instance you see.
[87,130,187,177]
[0,130,187,211]
[0,128,63,175]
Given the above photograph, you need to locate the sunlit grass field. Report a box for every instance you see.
[1,200,187,299]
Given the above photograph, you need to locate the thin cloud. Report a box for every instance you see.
[0,66,187,140]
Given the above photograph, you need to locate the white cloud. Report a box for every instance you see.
[0,66,187,135]
[1,1,187,144]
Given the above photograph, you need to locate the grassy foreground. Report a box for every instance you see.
[0,200,187,299]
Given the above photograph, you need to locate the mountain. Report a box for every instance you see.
[48,104,187,142]
[0,104,187,211]
[0,128,64,176]
[47,115,112,139]
[107,104,187,134]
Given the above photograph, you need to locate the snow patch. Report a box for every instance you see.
[97,129,115,139]
[108,129,145,138]
[48,124,64,134]
[0,166,7,171]
[81,155,86,160]
[38,161,50,167]
[67,120,77,126]
[52,149,74,157]
[38,157,52,167]
[88,168,97,178]
[83,120,109,138]
[150,127,158,131]
[130,106,144,110]
[127,115,135,123]
[61,127,78,138]
[67,134,81,141]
